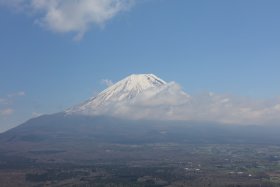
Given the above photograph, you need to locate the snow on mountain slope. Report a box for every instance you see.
[65,74,189,116]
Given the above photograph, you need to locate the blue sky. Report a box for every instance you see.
[1,0,280,131]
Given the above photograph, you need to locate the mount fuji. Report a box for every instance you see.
[1,74,280,147]
[65,74,190,120]
[0,74,193,144]
[66,74,168,114]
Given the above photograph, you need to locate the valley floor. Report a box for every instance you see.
[0,143,280,186]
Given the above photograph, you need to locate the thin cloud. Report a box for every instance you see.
[0,91,25,106]
[0,108,14,116]
[0,98,6,104]
[1,0,134,40]
[101,79,114,87]
[31,112,42,117]
[8,91,25,98]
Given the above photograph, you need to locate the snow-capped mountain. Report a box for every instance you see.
[2,73,280,150]
[66,74,191,118]
[2,75,280,165]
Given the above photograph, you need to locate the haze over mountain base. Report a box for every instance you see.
[1,113,280,186]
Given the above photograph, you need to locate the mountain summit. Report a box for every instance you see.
[66,74,172,116]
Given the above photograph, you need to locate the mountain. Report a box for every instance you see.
[0,74,191,145]
[66,74,166,114]
[1,73,280,149]
[65,74,190,119]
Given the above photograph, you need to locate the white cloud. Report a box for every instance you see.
[79,82,280,125]
[18,91,25,96]
[0,108,14,116]
[1,0,134,40]
[8,91,25,98]
[0,98,6,104]
[32,112,42,117]
[101,79,114,87]
[0,91,25,106]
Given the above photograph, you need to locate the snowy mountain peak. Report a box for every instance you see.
[66,74,167,114]
[113,74,166,91]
